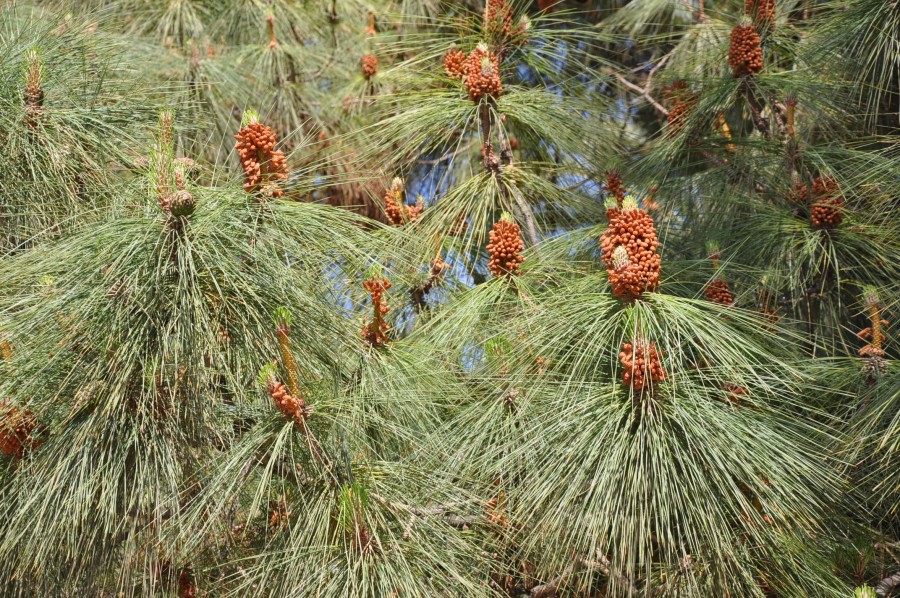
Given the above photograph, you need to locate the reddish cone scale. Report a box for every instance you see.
[464,45,503,102]
[444,48,467,79]
[362,276,391,348]
[600,198,661,301]
[728,24,764,78]
[234,118,288,198]
[487,218,525,277]
[361,54,378,80]
[619,340,666,393]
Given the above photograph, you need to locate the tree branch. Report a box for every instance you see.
[610,69,670,117]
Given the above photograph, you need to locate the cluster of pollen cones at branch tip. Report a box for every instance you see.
[266,377,310,424]
[789,176,844,229]
[620,341,666,393]
[234,119,288,198]
[600,195,661,302]
[361,54,378,80]
[383,178,423,225]
[663,80,697,131]
[484,0,530,41]
[363,276,391,348]
[444,43,503,102]
[746,0,776,27]
[487,218,525,277]
[728,24,764,78]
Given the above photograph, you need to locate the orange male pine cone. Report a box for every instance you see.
[484,0,514,38]
[728,24,764,78]
[663,80,697,132]
[234,115,288,198]
[620,340,666,393]
[600,196,661,301]
[361,54,378,80]
[706,279,735,305]
[746,0,775,27]
[444,48,467,79]
[266,377,311,424]
[464,44,503,102]
[383,178,423,225]
[605,170,626,205]
[362,276,391,348]
[487,216,525,277]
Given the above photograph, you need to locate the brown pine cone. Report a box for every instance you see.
[600,199,661,300]
[728,24,764,78]
[487,218,525,277]
[361,54,378,80]
[464,45,503,102]
[234,118,289,198]
[746,0,775,27]
[620,340,666,393]
[706,279,734,305]
[444,48,467,79]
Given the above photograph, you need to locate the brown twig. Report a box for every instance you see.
[612,70,670,117]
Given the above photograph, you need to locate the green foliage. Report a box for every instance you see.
[0,0,898,596]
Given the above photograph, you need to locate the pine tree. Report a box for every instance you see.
[0,0,898,596]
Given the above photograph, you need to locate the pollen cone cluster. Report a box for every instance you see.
[609,246,646,300]
[383,178,423,225]
[234,118,288,198]
[487,217,525,277]
[728,24,764,78]
[464,45,503,102]
[791,177,844,229]
[444,48,467,79]
[362,276,391,348]
[600,197,661,301]
[605,170,626,205]
[663,80,696,132]
[706,279,734,305]
[361,54,378,80]
[619,340,666,393]
[808,177,843,229]
[267,377,310,424]
[746,0,776,27]
[0,401,40,459]
[484,0,514,37]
